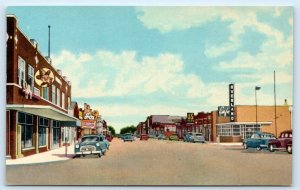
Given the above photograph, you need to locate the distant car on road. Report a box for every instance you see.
[190,133,205,143]
[74,135,107,158]
[123,133,134,142]
[157,134,166,140]
[140,134,149,141]
[169,134,179,141]
[243,132,276,150]
[183,132,193,142]
[268,130,293,154]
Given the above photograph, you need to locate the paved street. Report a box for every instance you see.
[6,138,292,186]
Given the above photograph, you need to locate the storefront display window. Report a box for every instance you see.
[18,112,33,149]
[52,120,60,149]
[38,117,49,146]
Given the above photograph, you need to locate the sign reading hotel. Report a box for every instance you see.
[187,113,194,123]
[229,84,235,122]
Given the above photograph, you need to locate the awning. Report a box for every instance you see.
[7,104,78,122]
[60,120,81,127]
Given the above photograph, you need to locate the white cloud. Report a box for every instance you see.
[52,50,208,99]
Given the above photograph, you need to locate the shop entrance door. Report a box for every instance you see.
[52,128,60,149]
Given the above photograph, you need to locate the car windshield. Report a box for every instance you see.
[81,136,99,142]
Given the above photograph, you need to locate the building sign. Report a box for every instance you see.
[82,120,96,129]
[218,106,230,117]
[187,113,194,123]
[34,68,54,87]
[229,84,235,122]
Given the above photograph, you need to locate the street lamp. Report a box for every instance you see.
[255,86,261,128]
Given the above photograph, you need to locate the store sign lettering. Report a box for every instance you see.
[84,113,95,120]
[187,113,194,123]
[229,84,235,122]
[218,106,230,117]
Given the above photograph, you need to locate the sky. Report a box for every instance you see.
[6,6,293,133]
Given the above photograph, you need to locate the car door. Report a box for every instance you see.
[99,136,107,151]
[253,134,262,148]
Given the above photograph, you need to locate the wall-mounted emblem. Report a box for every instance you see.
[35,68,54,87]
[22,81,32,99]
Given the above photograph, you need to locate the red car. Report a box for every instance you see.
[140,134,149,141]
[106,135,113,142]
[268,130,292,154]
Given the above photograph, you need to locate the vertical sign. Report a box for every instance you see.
[229,84,235,122]
[187,113,194,123]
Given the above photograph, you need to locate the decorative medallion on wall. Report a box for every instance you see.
[34,68,55,87]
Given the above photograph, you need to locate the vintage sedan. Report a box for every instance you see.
[183,132,193,142]
[123,133,134,142]
[243,132,276,150]
[190,133,205,143]
[74,135,108,157]
[268,130,293,154]
[169,134,179,141]
[157,134,166,140]
[140,134,149,141]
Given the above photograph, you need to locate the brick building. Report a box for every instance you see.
[6,15,78,159]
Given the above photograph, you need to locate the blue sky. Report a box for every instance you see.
[7,7,293,132]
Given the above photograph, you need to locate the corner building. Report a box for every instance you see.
[6,15,77,159]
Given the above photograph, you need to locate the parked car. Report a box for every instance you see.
[190,133,205,143]
[123,133,134,142]
[74,135,107,158]
[183,132,193,142]
[98,134,110,150]
[169,134,179,141]
[140,134,149,141]
[106,134,113,142]
[157,134,166,140]
[268,130,293,154]
[243,132,276,150]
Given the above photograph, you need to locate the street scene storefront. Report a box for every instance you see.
[6,15,78,159]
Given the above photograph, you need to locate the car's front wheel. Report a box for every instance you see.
[287,145,292,154]
[243,143,248,149]
[98,153,102,158]
[269,144,276,152]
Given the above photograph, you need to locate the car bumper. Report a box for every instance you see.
[75,150,102,155]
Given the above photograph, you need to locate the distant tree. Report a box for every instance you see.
[120,125,137,134]
[108,126,116,136]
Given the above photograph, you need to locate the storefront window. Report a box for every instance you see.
[232,125,240,136]
[18,112,33,149]
[38,117,49,146]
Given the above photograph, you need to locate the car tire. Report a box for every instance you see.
[287,145,292,154]
[269,144,276,152]
[256,146,261,151]
[243,143,248,149]
[98,153,102,158]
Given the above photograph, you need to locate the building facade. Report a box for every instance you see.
[6,15,78,159]
[214,105,292,142]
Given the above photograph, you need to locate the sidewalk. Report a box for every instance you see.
[6,144,75,166]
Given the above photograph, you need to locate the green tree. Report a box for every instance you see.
[108,126,116,136]
[120,125,137,134]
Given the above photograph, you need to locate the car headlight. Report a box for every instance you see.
[75,144,79,148]
[96,143,100,146]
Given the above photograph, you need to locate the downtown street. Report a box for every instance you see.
[6,137,292,186]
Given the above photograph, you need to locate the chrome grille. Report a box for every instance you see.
[80,145,96,151]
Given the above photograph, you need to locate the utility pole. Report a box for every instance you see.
[274,70,278,137]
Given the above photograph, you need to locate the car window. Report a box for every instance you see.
[285,133,289,138]
[81,136,99,142]
[289,134,292,138]
[195,134,202,136]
